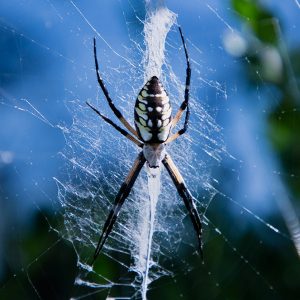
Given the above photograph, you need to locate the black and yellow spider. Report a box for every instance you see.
[87,27,203,263]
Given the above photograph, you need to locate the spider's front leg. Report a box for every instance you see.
[92,152,146,264]
[166,27,191,144]
[86,102,143,147]
[93,38,139,139]
[162,153,203,259]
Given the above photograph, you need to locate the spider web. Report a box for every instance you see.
[53,3,225,297]
[0,0,300,300]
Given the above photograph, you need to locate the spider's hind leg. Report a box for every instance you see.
[92,152,146,264]
[162,153,203,259]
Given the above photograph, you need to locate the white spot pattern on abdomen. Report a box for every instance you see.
[134,76,172,143]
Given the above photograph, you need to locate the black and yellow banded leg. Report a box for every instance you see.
[86,102,143,147]
[166,27,191,143]
[93,38,139,139]
[162,153,203,259]
[92,152,146,264]
[165,104,190,144]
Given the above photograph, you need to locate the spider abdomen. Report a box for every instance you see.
[134,76,172,143]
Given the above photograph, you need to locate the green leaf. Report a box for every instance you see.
[232,0,278,44]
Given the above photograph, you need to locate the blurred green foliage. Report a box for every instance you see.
[232,0,278,44]
[232,0,300,198]
[0,212,77,300]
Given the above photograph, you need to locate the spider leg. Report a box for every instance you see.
[92,152,146,264]
[86,101,143,147]
[93,38,139,138]
[162,153,203,259]
[166,27,191,144]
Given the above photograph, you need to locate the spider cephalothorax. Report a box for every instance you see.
[87,27,203,264]
[143,143,166,168]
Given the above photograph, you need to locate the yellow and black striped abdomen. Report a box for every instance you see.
[134,76,172,143]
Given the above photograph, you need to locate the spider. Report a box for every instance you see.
[87,27,203,263]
